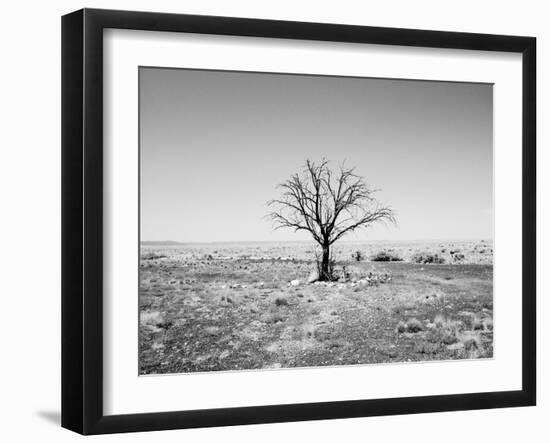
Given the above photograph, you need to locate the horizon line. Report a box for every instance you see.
[141,238,493,245]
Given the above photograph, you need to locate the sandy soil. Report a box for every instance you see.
[139,241,493,374]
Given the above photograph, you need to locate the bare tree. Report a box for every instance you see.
[267,159,395,281]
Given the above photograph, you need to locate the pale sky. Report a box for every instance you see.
[140,67,493,243]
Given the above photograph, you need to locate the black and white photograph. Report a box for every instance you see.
[1,0,545,439]
[138,67,494,375]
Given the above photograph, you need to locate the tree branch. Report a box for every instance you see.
[267,159,395,248]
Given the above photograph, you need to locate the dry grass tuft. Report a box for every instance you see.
[427,315,461,345]
[433,314,446,328]
[460,331,481,351]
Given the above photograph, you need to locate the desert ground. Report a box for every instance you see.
[139,240,493,375]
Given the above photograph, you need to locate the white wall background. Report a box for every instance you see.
[0,1,546,441]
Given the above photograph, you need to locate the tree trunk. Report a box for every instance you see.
[320,245,331,281]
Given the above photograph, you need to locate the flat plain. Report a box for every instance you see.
[139,240,493,375]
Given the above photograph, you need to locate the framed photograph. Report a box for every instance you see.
[61,8,536,435]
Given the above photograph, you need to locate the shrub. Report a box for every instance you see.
[396,318,423,333]
[415,342,440,354]
[141,252,167,261]
[453,253,465,262]
[405,318,424,333]
[471,315,484,330]
[274,297,289,307]
[410,251,445,264]
[396,321,407,333]
[266,313,285,324]
[371,250,403,262]
[351,250,364,262]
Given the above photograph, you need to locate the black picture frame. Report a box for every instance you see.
[61,8,536,435]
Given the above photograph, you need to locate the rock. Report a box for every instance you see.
[290,279,301,286]
[307,269,320,283]
[204,326,220,336]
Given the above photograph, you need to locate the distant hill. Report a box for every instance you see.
[140,240,185,246]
